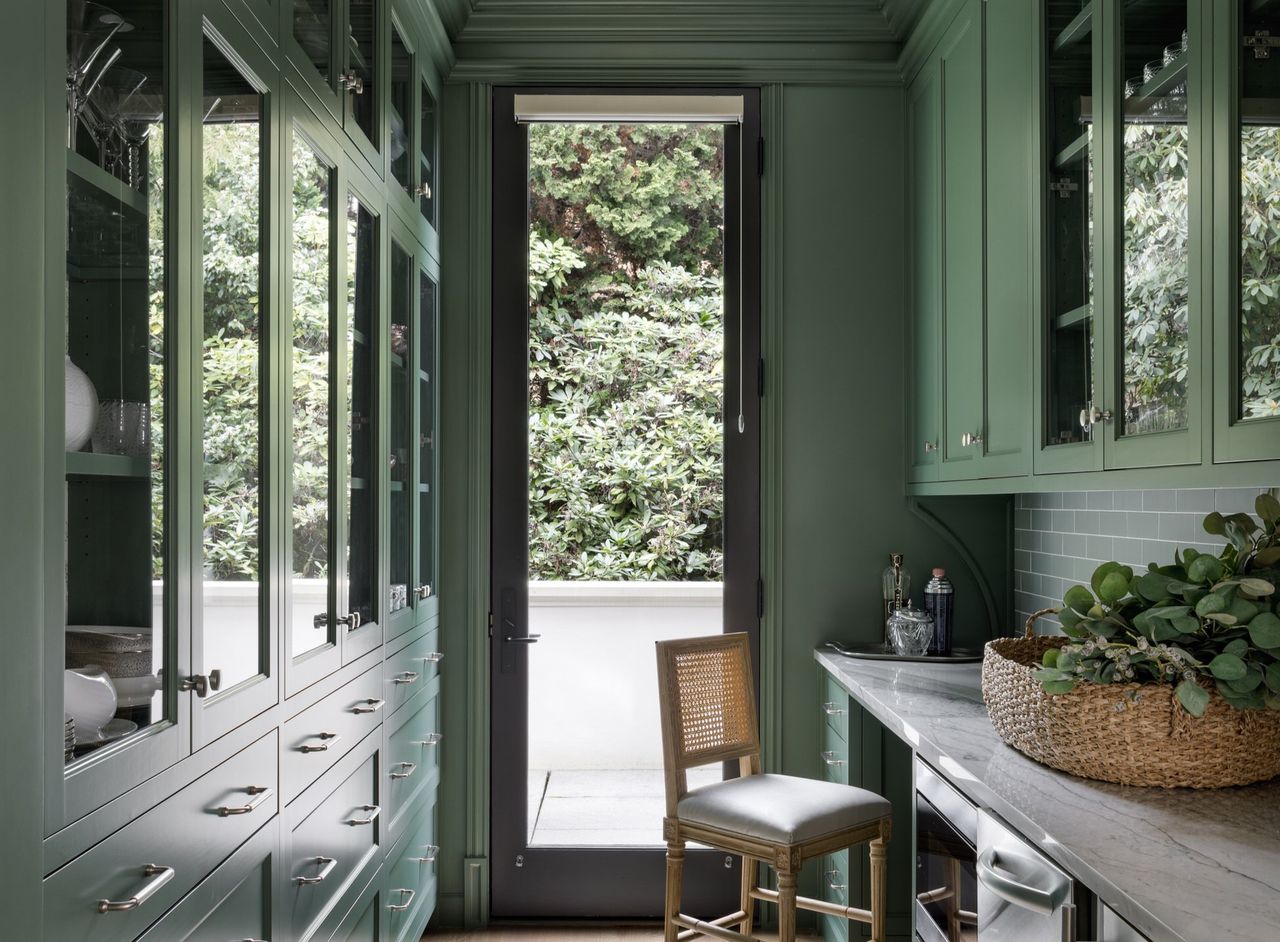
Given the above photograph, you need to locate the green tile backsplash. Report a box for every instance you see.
[1013,488,1277,634]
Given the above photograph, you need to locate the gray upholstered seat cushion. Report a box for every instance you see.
[676,773,891,845]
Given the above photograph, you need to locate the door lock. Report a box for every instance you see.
[180,670,221,698]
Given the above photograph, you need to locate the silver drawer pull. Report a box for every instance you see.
[214,785,272,817]
[392,670,420,685]
[820,750,845,767]
[97,864,175,913]
[411,843,440,864]
[347,804,381,826]
[387,887,417,912]
[390,761,417,780]
[821,701,845,716]
[351,698,385,714]
[824,869,848,891]
[294,856,337,885]
[411,732,443,748]
[976,847,1070,916]
[422,651,444,664]
[299,732,340,753]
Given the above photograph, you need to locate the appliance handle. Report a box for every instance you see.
[976,846,1069,916]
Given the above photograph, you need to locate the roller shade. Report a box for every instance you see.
[513,94,744,124]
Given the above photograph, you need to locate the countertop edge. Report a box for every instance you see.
[813,648,1187,942]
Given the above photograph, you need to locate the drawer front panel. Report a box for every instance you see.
[383,626,442,716]
[283,663,385,805]
[822,720,849,786]
[385,797,439,942]
[385,676,441,837]
[822,849,850,908]
[822,911,850,942]
[43,732,278,942]
[287,750,382,941]
[822,674,849,743]
[135,823,275,942]
[329,870,384,942]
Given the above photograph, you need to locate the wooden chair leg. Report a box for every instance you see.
[664,840,685,942]
[777,870,798,942]
[739,855,755,932]
[870,837,888,942]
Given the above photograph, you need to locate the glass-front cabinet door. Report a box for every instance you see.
[415,260,439,625]
[1103,0,1201,467]
[1216,0,1280,460]
[388,235,414,638]
[194,26,278,745]
[59,0,183,826]
[1040,0,1102,471]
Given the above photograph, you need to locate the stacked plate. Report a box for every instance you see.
[64,715,75,762]
[66,625,156,707]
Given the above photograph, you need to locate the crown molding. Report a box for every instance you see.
[428,0,477,41]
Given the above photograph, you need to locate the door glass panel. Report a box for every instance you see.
[201,39,264,691]
[389,25,411,191]
[64,0,168,759]
[290,135,333,659]
[417,270,436,605]
[1240,3,1280,420]
[293,0,331,82]
[347,0,377,147]
[1043,0,1095,446]
[419,80,436,225]
[1120,3,1190,436]
[389,240,411,615]
[345,195,377,628]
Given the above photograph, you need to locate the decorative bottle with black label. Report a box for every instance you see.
[923,567,954,656]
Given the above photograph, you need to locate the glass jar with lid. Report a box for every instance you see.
[887,608,934,658]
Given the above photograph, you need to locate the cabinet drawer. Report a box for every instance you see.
[821,721,849,786]
[822,673,849,743]
[821,911,849,942]
[384,797,439,942]
[286,739,383,942]
[327,864,385,942]
[283,663,385,805]
[43,732,278,942]
[134,820,275,942]
[385,675,441,839]
[383,626,442,716]
[821,849,850,908]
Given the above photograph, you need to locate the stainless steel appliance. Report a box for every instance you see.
[916,758,1079,942]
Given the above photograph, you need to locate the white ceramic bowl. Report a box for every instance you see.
[65,355,98,451]
[64,666,117,734]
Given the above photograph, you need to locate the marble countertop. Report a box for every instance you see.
[814,648,1280,942]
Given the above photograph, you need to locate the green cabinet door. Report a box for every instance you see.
[908,63,943,484]
[979,0,1034,479]
[939,0,987,479]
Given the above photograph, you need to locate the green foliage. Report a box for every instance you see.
[527,123,725,580]
[1240,128,1280,417]
[1034,495,1280,716]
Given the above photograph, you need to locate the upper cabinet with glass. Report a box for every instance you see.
[1218,0,1280,460]
[62,0,177,790]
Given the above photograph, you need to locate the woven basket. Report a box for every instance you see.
[982,609,1280,788]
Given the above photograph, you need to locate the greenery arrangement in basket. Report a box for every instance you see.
[1034,493,1280,717]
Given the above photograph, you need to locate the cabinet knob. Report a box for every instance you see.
[414,584,433,601]
[180,671,220,698]
[336,611,362,631]
[1078,405,1113,429]
[413,182,433,200]
[960,432,984,448]
[923,440,938,453]
[339,71,364,94]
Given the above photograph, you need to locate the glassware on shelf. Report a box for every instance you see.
[887,608,934,658]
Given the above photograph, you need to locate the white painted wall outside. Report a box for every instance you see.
[526,580,723,770]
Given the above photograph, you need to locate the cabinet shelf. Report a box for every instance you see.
[1052,2,1092,51]
[1053,304,1092,330]
[65,451,150,479]
[66,149,149,217]
[390,351,405,368]
[1128,53,1188,107]
[1052,132,1090,170]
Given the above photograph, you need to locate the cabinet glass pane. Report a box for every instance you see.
[1044,0,1095,446]
[346,195,377,628]
[290,135,333,659]
[1120,3,1190,436]
[418,270,436,603]
[389,240,412,614]
[419,81,436,225]
[1240,3,1280,420]
[389,25,411,191]
[201,39,264,690]
[347,0,377,147]
[293,0,331,81]
[64,0,168,761]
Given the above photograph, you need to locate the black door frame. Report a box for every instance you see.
[490,85,762,919]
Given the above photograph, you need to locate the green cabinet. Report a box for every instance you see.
[907,0,1033,485]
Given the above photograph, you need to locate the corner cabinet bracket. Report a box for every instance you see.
[1245,31,1280,60]
[1049,178,1079,199]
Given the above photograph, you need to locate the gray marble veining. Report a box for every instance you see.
[814,649,1280,942]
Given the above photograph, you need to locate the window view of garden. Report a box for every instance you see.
[527,122,727,581]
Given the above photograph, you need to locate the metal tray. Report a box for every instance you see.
[824,641,984,664]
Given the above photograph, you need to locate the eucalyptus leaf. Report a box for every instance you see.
[1255,547,1280,568]
[1063,585,1095,616]
[1224,638,1250,657]
[1098,571,1130,604]
[1239,577,1276,598]
[1247,612,1280,649]
[1090,562,1123,597]
[1174,615,1201,635]
[1209,652,1248,681]
[1202,511,1227,536]
[1147,605,1191,620]
[1266,663,1280,694]
[1195,593,1226,616]
[1227,665,1264,693]
[1187,555,1223,585]
[1258,492,1280,527]
[1204,612,1239,625]
[1135,572,1175,602]
[1227,598,1260,624]
[1176,679,1210,717]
